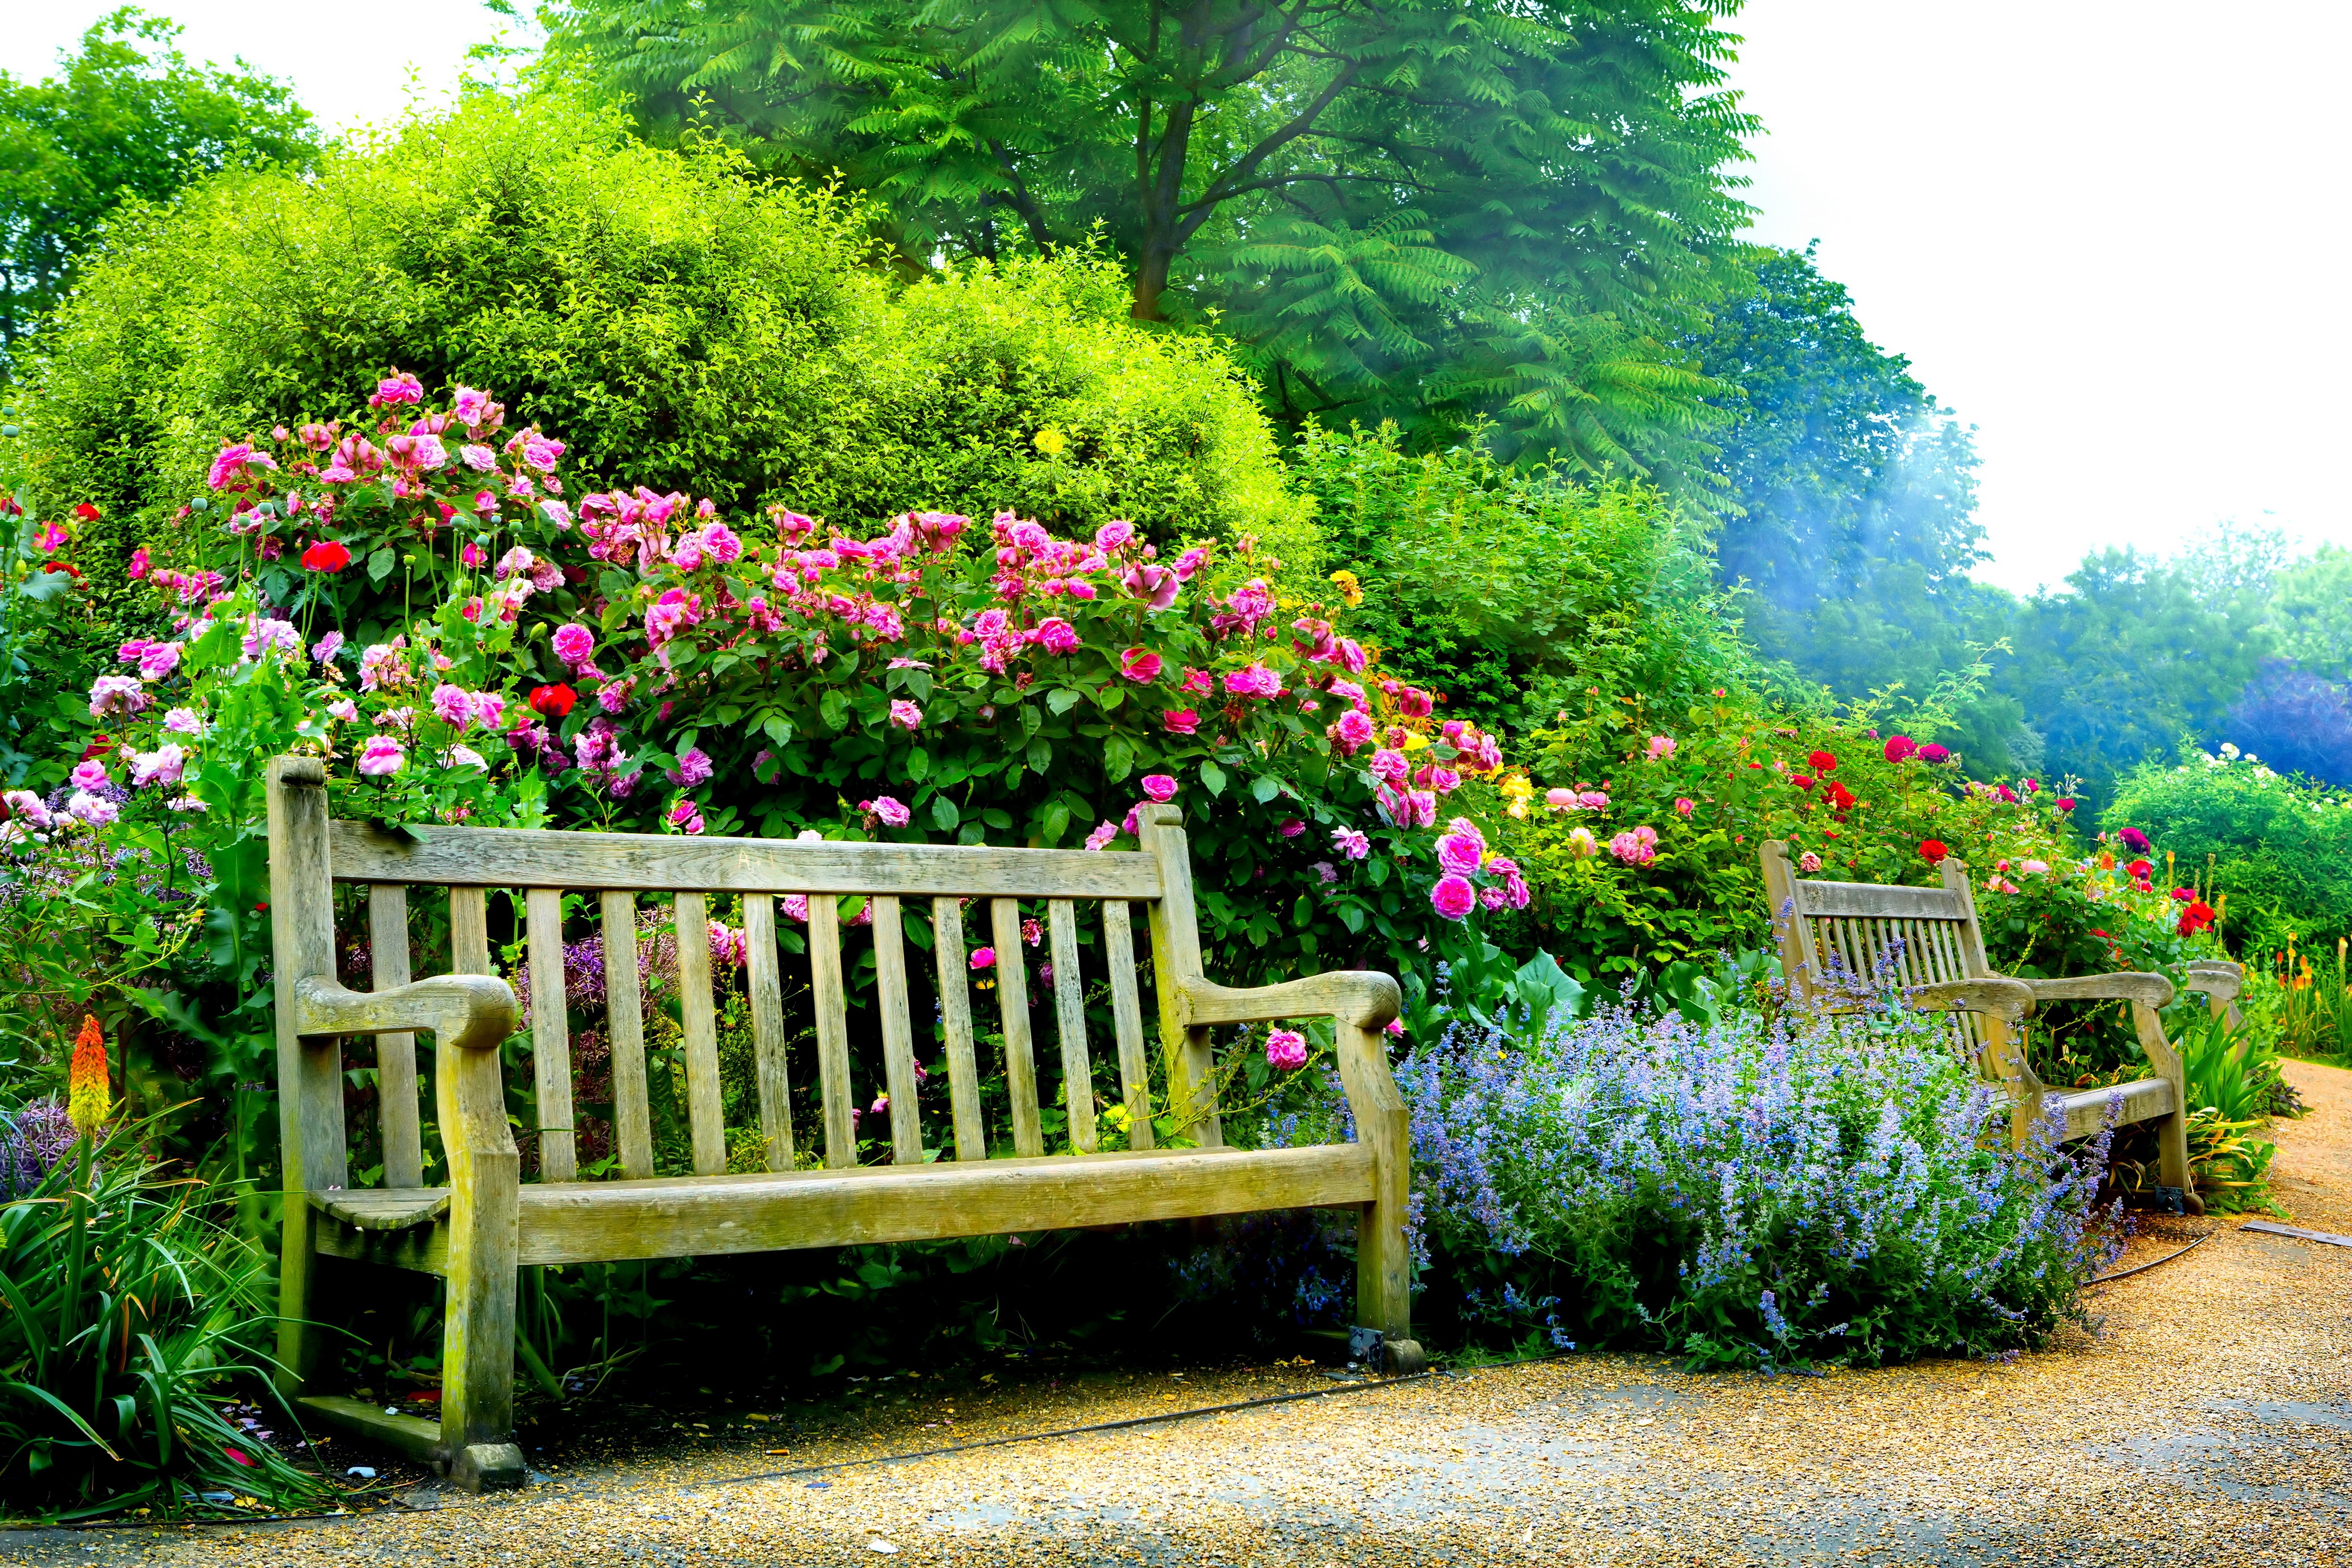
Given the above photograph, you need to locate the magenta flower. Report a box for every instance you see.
[70,759,109,790]
[1084,820,1119,850]
[1033,618,1079,655]
[1162,709,1199,735]
[1609,825,1659,866]
[1222,664,1283,699]
[1332,827,1370,861]
[1799,850,1823,872]
[1545,788,1574,812]
[1313,862,1338,883]
[1140,774,1178,803]
[1265,1029,1308,1070]
[1021,918,1043,947]
[1435,832,1484,876]
[1883,735,1919,763]
[1334,709,1374,754]
[1646,735,1676,761]
[2117,827,2152,854]
[889,699,923,730]
[865,796,912,828]
[553,623,596,667]
[1095,521,1135,552]
[1674,797,1694,818]
[206,442,278,490]
[1119,648,1162,683]
[671,747,714,787]
[358,736,406,776]
[372,371,423,407]
[970,946,996,970]
[1430,875,1477,921]
[1278,818,1305,838]
[1369,748,1409,786]
[1918,743,1950,764]
[666,798,705,835]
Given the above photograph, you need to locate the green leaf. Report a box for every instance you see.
[599,569,635,604]
[819,689,849,732]
[1042,800,1070,845]
[1026,735,1051,773]
[1250,774,1280,804]
[1199,760,1227,796]
[1047,687,1081,716]
[907,747,931,781]
[368,548,396,585]
[1102,732,1134,782]
[930,794,960,831]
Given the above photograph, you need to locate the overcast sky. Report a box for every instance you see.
[6,1,2345,596]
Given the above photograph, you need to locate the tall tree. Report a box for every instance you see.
[0,8,315,362]
[541,0,1759,479]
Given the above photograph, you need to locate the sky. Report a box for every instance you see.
[5,1,2346,597]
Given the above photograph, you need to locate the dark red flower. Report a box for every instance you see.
[72,502,101,523]
[529,683,577,719]
[301,539,352,572]
[2177,900,2217,937]
[1807,749,1838,772]
[2171,887,2196,902]
[1917,743,1950,763]
[1883,735,1919,763]
[1919,839,1950,863]
[2126,859,2153,879]
[40,561,83,579]
[1791,775,1815,790]
[1824,781,1858,812]
[2116,827,2152,853]
[2055,797,2076,812]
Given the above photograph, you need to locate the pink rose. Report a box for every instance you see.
[865,796,912,828]
[1033,618,1079,655]
[890,699,923,730]
[970,946,996,970]
[1265,1028,1308,1070]
[1334,709,1374,755]
[1162,709,1199,735]
[1435,832,1484,876]
[1369,748,1409,786]
[1674,797,1694,818]
[1430,875,1477,921]
[1140,774,1179,803]
[553,623,596,667]
[1119,648,1163,683]
[358,737,406,776]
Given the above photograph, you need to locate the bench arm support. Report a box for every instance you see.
[293,975,518,1156]
[2018,972,2176,1008]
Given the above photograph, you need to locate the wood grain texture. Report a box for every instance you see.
[368,885,423,1189]
[809,893,856,1169]
[264,758,345,1393]
[313,1187,449,1230]
[599,892,654,1180]
[932,898,986,1162]
[742,893,795,1173]
[1047,899,1097,1153]
[2048,1075,2176,1139]
[673,892,727,1177]
[2023,972,2177,1007]
[523,889,577,1183]
[313,1220,445,1276]
[328,819,1161,899]
[1335,1020,1413,1340]
[294,1396,445,1465]
[1139,806,1220,1147]
[1102,901,1153,1150]
[1791,880,1969,920]
[1178,972,1403,1030]
[992,899,1043,1156]
[872,895,924,1165]
[509,1143,1376,1264]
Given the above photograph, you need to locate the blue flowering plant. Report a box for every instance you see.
[1379,989,2119,1371]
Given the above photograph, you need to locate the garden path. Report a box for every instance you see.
[15,1061,2352,1568]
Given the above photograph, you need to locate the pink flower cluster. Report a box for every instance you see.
[1424,818,1529,922]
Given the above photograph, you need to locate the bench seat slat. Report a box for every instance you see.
[512,1143,1377,1265]
[328,821,1163,899]
[2049,1076,2175,1139]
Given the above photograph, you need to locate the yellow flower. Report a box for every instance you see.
[1328,569,1363,608]
[1032,426,1069,458]
[1401,729,1430,752]
[68,1014,110,1136]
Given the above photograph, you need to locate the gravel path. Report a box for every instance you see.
[12,1060,2350,1567]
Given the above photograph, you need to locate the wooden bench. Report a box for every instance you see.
[264,756,1417,1490]
[1760,840,2238,1215]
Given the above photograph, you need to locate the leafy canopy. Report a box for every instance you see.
[541,0,1759,479]
[0,6,315,361]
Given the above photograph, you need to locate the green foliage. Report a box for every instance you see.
[0,1118,330,1518]
[2102,750,2352,958]
[2266,543,2352,679]
[1291,422,1754,739]
[541,0,1757,479]
[0,7,316,363]
[6,90,1307,676]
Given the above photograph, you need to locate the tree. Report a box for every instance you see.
[539,0,1759,480]
[0,8,316,362]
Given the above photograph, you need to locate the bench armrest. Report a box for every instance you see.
[2018,972,2176,1008]
[1907,979,2036,1026]
[293,975,516,1052]
[2181,960,2243,1005]
[1175,972,1403,1032]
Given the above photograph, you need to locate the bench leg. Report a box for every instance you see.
[274,1192,318,1396]
[439,1148,526,1490]
[2132,1002,2206,1217]
[1339,1022,1422,1373]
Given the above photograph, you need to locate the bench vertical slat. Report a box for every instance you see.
[523,889,578,1183]
[991,898,1044,1156]
[446,889,493,1144]
[1102,900,1153,1150]
[369,885,425,1188]
[600,892,655,1180]
[809,894,856,1169]
[673,892,728,1176]
[1139,808,1222,1146]
[872,895,924,1165]
[742,893,795,1173]
[932,898,986,1161]
[1046,899,1097,1153]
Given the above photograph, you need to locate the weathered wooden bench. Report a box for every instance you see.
[1760,841,2238,1215]
[265,756,1416,1490]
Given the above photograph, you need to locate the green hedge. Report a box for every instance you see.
[8,91,1309,632]
[2103,750,2352,955]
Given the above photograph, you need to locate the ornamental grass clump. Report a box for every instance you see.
[1395,996,2118,1371]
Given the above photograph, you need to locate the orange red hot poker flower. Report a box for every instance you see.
[68,1014,111,1135]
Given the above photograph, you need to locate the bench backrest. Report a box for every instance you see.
[1759,839,1994,1012]
[266,758,1219,1193]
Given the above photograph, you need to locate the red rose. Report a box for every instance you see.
[2055,797,2076,812]
[529,683,577,719]
[1791,775,1815,790]
[72,502,101,522]
[1919,839,1949,863]
[1824,781,1857,812]
[301,539,352,572]
[1807,749,1837,772]
[2177,900,2217,937]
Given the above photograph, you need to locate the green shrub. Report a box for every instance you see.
[2102,748,2352,956]
[1291,422,1750,738]
[4,91,1309,677]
